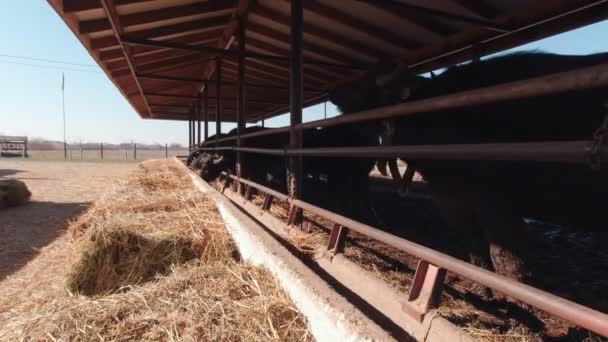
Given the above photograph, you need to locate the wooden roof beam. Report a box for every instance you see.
[100,0,151,117]
[90,15,231,50]
[137,85,196,97]
[226,50,333,85]
[221,60,289,86]
[100,29,223,61]
[112,53,207,78]
[146,92,287,106]
[247,22,369,65]
[63,0,148,13]
[368,1,458,36]
[145,92,199,99]
[450,0,502,19]
[137,72,316,93]
[121,35,287,61]
[138,55,208,76]
[198,0,256,95]
[371,0,508,33]
[293,0,422,49]
[243,54,332,85]
[242,38,346,80]
[251,5,382,61]
[107,41,218,70]
[80,1,237,34]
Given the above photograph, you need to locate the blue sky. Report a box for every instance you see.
[1,2,607,145]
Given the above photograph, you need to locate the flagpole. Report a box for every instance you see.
[62,73,67,159]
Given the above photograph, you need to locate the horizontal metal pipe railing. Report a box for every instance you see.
[200,140,605,164]
[222,173,289,201]
[219,173,608,337]
[200,61,608,146]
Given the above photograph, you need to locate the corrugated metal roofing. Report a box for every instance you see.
[48,0,608,122]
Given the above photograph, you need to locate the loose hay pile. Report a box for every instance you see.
[1,160,310,341]
[0,178,31,209]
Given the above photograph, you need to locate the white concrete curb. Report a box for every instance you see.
[183,165,394,342]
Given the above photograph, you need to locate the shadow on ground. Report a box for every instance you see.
[0,200,90,281]
[0,169,25,177]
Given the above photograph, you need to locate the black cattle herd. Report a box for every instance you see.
[187,51,608,283]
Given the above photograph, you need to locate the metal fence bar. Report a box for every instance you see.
[222,173,289,201]
[200,61,608,146]
[200,140,603,164]
[289,197,608,337]
[216,172,608,336]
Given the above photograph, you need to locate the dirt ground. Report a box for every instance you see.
[0,160,134,281]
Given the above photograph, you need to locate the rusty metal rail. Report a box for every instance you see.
[217,171,608,337]
[201,61,608,146]
[201,140,605,164]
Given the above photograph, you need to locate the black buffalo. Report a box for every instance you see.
[194,125,376,222]
[330,51,608,283]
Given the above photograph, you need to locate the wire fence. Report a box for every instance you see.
[12,144,187,162]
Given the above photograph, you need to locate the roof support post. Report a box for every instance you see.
[191,112,194,148]
[188,119,192,149]
[215,57,223,147]
[288,0,303,226]
[191,110,196,148]
[203,88,209,141]
[197,94,202,146]
[236,16,247,194]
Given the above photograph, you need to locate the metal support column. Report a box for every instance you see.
[288,0,303,226]
[236,16,247,193]
[197,94,202,147]
[216,57,222,147]
[188,119,192,149]
[191,111,195,148]
[203,88,209,141]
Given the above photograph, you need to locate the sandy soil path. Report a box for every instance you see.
[0,160,134,280]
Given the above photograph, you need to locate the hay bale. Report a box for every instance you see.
[0,160,311,341]
[67,227,200,296]
[0,179,31,209]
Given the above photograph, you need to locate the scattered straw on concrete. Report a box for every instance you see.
[0,178,31,209]
[0,160,310,341]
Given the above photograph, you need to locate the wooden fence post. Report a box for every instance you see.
[165,143,168,158]
[133,143,137,160]
[23,137,28,158]
[100,143,104,160]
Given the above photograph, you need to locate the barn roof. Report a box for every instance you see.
[47,0,608,122]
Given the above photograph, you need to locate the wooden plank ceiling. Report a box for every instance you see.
[47,0,608,122]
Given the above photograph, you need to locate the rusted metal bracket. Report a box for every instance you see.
[221,173,230,193]
[261,193,273,211]
[287,205,303,227]
[403,260,446,322]
[243,185,252,203]
[327,224,348,258]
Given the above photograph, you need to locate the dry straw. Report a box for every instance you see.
[0,160,310,341]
